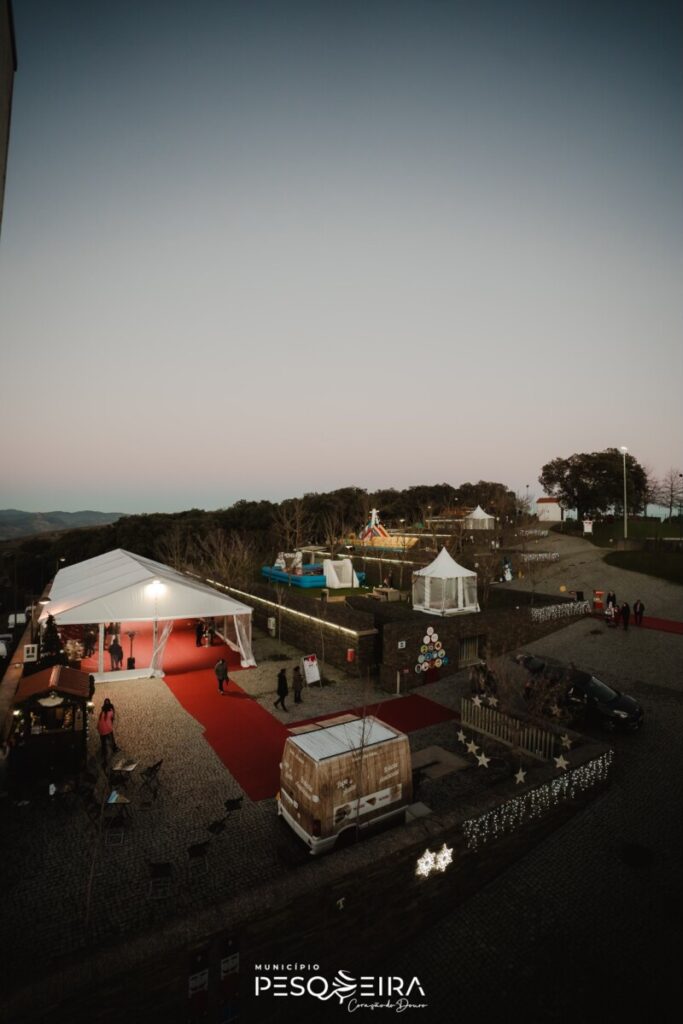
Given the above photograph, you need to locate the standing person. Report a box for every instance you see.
[207,620,216,646]
[606,592,617,611]
[292,665,303,704]
[97,698,119,762]
[633,599,645,626]
[88,674,96,701]
[214,657,229,695]
[621,601,631,631]
[274,668,289,712]
[108,637,123,671]
[195,621,204,647]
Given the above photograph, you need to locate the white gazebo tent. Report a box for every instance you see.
[462,505,496,530]
[412,548,480,617]
[39,549,256,679]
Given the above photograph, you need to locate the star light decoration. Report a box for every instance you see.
[554,754,569,771]
[457,729,466,744]
[514,767,527,785]
[466,740,480,755]
[461,751,613,851]
[476,752,491,768]
[415,843,453,879]
[487,695,499,708]
[560,734,572,750]
[472,695,483,708]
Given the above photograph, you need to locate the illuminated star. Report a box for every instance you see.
[466,740,480,755]
[514,767,527,784]
[550,704,562,718]
[560,734,572,750]
[476,752,491,768]
[435,844,453,872]
[457,729,466,743]
[415,850,436,878]
[554,754,569,771]
[488,695,499,708]
[472,696,483,708]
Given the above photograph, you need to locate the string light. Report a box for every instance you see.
[462,751,613,851]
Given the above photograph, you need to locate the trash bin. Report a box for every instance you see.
[127,657,136,670]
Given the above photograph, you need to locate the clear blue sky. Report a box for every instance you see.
[1,0,681,513]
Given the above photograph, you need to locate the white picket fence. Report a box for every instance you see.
[530,600,592,623]
[518,529,548,538]
[460,698,558,761]
[519,551,560,562]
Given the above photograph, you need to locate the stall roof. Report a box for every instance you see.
[14,666,90,703]
[290,716,400,762]
[39,549,253,625]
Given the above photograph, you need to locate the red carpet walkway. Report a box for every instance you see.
[164,672,458,801]
[593,612,683,635]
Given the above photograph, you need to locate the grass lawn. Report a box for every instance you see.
[553,518,682,547]
[604,550,683,585]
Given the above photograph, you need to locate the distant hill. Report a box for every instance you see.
[0,509,124,541]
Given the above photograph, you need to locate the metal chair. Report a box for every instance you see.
[207,816,227,836]
[187,840,210,879]
[224,796,243,817]
[140,760,163,800]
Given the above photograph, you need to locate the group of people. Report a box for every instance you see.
[274,666,304,712]
[604,592,645,630]
[196,620,217,647]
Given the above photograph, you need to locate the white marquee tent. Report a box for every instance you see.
[39,549,256,677]
[462,505,496,530]
[412,548,480,617]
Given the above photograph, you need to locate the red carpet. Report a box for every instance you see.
[164,666,459,801]
[164,671,288,802]
[289,693,459,733]
[593,612,683,635]
[80,621,243,675]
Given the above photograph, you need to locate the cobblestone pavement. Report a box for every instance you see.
[382,626,683,1023]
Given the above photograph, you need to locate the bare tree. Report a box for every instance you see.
[272,498,312,552]
[660,468,683,520]
[154,523,192,571]
[195,529,258,589]
[321,509,348,559]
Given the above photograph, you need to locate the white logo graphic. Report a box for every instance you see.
[254,965,427,1012]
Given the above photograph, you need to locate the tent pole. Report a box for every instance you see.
[98,623,104,673]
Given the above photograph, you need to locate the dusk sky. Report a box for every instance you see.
[1,0,681,514]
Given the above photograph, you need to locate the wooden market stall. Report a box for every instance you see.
[8,665,91,782]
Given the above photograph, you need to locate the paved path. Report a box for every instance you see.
[507,530,683,619]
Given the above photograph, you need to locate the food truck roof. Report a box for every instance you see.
[289,716,401,762]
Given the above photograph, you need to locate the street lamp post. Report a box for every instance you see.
[619,446,628,541]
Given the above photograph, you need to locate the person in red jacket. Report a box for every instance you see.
[97,698,119,762]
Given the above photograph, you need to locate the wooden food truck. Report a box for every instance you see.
[277,715,412,855]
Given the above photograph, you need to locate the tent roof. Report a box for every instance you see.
[39,549,252,625]
[465,505,495,520]
[413,547,476,579]
[14,665,90,703]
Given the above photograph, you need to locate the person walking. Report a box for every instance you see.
[108,637,123,671]
[292,665,303,704]
[633,599,645,626]
[274,668,289,712]
[195,621,204,647]
[214,657,229,695]
[621,601,631,631]
[97,698,119,763]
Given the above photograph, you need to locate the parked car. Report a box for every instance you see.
[513,653,644,732]
[564,671,644,732]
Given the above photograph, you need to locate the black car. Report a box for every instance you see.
[513,654,644,732]
[564,670,644,732]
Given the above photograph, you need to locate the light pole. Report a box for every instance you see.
[620,446,628,541]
